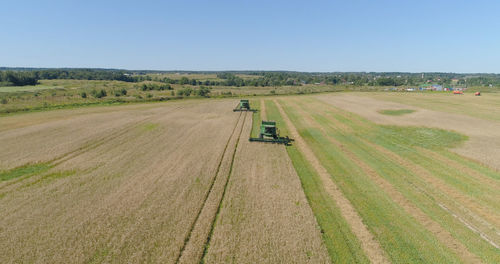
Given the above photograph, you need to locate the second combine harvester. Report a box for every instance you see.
[233,99,292,145]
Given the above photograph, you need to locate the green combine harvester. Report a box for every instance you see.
[249,120,293,145]
[233,99,257,112]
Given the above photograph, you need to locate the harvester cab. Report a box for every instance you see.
[233,99,257,112]
[260,121,279,139]
[249,120,293,145]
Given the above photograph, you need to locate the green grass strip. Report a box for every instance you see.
[0,163,52,181]
[249,99,261,138]
[378,109,415,115]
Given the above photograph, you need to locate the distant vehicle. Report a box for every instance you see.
[475,92,481,96]
[453,91,463,95]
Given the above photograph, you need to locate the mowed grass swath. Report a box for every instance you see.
[270,96,500,263]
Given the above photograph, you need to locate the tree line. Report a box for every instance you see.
[0,71,39,86]
[2,68,500,87]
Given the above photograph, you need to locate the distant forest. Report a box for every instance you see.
[1,67,500,87]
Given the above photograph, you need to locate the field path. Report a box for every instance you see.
[288,99,482,263]
[273,99,390,264]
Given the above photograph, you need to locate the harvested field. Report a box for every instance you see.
[363,92,500,122]
[203,103,329,263]
[0,99,329,263]
[0,100,243,263]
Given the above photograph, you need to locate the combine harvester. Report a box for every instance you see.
[233,99,257,112]
[249,120,293,145]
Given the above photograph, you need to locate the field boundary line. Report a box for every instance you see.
[175,111,247,264]
[273,99,390,264]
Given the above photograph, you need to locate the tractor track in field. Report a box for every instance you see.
[288,100,483,263]
[175,111,248,264]
[273,99,390,264]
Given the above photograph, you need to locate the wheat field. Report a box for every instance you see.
[1,93,499,263]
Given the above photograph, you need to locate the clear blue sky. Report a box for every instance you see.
[1,0,500,72]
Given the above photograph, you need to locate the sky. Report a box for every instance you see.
[1,0,500,72]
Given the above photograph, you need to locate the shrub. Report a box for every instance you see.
[80,92,87,98]
[1,98,7,104]
[195,86,211,97]
[92,89,107,98]
[120,88,127,95]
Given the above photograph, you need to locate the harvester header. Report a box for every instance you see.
[249,120,293,145]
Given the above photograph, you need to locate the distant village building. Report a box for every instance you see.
[431,84,443,91]
[419,84,442,91]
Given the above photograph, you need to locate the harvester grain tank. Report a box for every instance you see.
[233,99,257,112]
[249,120,293,145]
